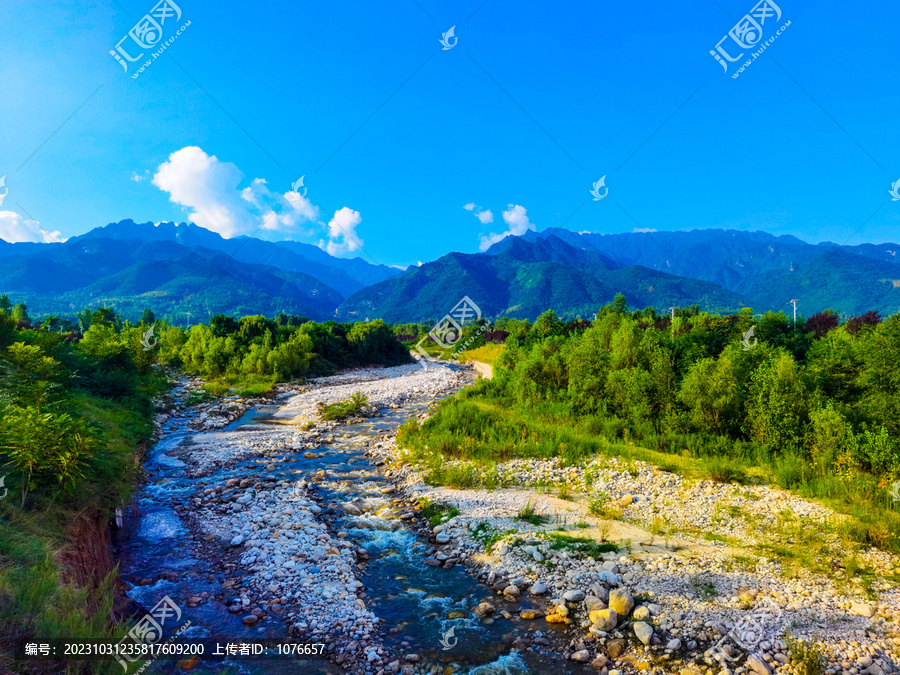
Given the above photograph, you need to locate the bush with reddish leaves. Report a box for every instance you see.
[565,320,592,333]
[805,312,839,338]
[395,334,417,342]
[485,330,510,344]
[846,311,881,335]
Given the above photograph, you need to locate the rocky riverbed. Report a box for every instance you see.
[371,447,900,674]
[119,364,591,674]
[117,364,900,675]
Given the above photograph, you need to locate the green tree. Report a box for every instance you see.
[11,303,29,323]
[566,327,612,414]
[0,407,98,507]
[140,308,156,325]
[678,355,741,435]
[744,351,808,450]
[532,310,565,339]
[611,292,628,315]
[1,342,68,411]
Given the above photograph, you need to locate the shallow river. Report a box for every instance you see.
[114,377,589,674]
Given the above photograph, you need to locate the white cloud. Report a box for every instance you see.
[464,202,493,225]
[0,211,62,243]
[325,207,363,256]
[131,170,149,182]
[633,227,657,233]
[478,203,535,251]
[151,146,320,239]
[476,209,493,224]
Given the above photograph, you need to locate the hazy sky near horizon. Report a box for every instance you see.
[1,0,899,268]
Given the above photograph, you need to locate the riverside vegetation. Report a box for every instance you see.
[399,297,900,557]
[0,299,410,672]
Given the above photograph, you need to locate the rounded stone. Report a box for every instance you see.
[633,621,653,645]
[589,608,618,631]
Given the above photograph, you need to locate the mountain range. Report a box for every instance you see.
[2,220,900,323]
[0,220,400,322]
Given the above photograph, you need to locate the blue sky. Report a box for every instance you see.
[1,0,898,268]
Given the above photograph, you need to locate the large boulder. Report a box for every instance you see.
[589,608,618,631]
[606,638,627,658]
[608,588,634,617]
[850,602,875,617]
[529,581,547,595]
[632,605,650,621]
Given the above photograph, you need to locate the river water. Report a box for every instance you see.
[114,377,590,675]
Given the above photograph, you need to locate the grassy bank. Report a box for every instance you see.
[0,308,168,673]
[398,303,900,584]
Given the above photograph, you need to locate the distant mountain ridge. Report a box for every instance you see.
[3,221,899,323]
[0,220,398,321]
[491,228,900,317]
[67,220,400,297]
[336,235,749,322]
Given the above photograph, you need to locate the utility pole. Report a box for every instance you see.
[668,306,676,322]
[788,299,799,324]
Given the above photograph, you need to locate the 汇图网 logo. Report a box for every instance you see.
[110,0,192,80]
[438,626,458,650]
[439,26,458,51]
[415,296,489,369]
[141,325,158,351]
[710,0,790,79]
[590,176,608,201]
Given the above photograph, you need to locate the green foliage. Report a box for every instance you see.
[320,391,369,421]
[588,492,623,520]
[470,522,518,552]
[0,407,98,507]
[515,501,550,526]
[417,498,460,527]
[784,633,826,675]
[701,455,747,484]
[546,532,618,557]
[398,296,900,552]
[175,315,410,382]
[0,303,166,665]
